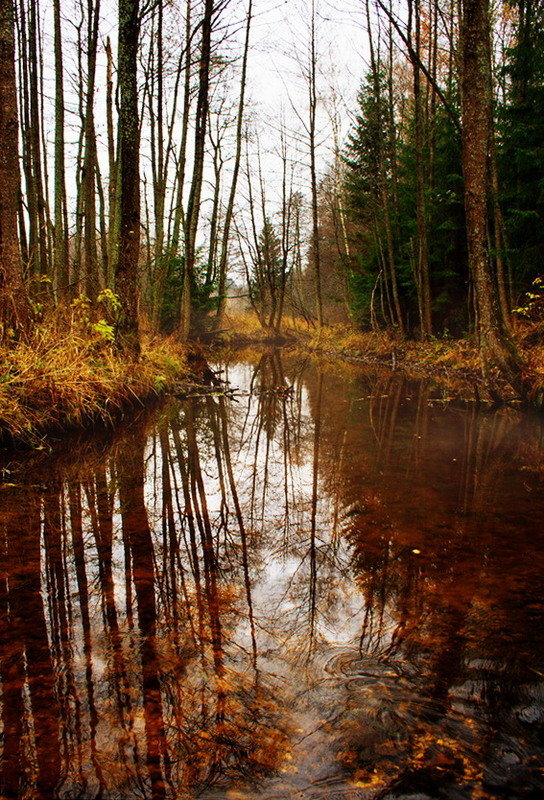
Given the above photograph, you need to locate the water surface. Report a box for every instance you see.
[1,350,543,799]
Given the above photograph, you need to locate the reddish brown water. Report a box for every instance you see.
[0,351,543,799]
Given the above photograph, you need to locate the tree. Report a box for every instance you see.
[116,0,141,355]
[81,0,101,299]
[345,70,404,331]
[53,0,69,298]
[460,0,523,390]
[215,0,253,326]
[498,0,544,296]
[407,0,432,338]
[245,217,286,334]
[308,0,324,326]
[0,0,30,338]
[179,0,216,338]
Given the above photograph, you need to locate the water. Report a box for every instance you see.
[0,349,543,799]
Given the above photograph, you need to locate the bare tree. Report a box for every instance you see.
[309,0,324,326]
[179,0,217,338]
[0,0,30,337]
[53,0,69,297]
[215,0,253,326]
[116,0,141,355]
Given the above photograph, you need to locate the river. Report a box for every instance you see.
[0,349,543,799]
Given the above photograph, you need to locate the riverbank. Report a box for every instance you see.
[3,313,541,447]
[0,324,206,447]
[219,312,544,403]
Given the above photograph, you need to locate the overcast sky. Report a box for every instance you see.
[34,0,371,250]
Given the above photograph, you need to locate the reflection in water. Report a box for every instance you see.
[0,351,543,799]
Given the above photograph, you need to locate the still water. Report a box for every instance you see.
[0,350,543,800]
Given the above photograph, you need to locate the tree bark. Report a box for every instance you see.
[409,0,432,338]
[460,0,523,392]
[215,0,253,326]
[116,0,141,355]
[53,0,69,298]
[0,0,30,338]
[82,0,101,299]
[309,0,324,327]
[179,0,215,338]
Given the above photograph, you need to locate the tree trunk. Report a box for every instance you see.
[53,0,69,298]
[409,0,432,338]
[180,0,214,338]
[215,0,253,326]
[82,0,100,299]
[309,0,323,327]
[27,0,48,279]
[106,37,117,288]
[116,0,141,356]
[0,0,30,338]
[460,0,523,392]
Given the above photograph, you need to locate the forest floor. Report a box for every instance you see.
[0,321,212,447]
[220,311,544,404]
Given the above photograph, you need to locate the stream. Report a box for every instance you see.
[0,349,543,799]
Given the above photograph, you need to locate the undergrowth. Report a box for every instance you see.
[223,310,544,401]
[220,310,314,342]
[0,318,189,445]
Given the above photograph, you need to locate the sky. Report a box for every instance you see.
[32,0,371,262]
[243,0,369,190]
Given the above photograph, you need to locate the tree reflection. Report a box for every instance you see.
[118,430,171,799]
[0,484,61,799]
[0,354,543,798]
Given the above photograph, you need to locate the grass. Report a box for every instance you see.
[219,310,314,342]
[303,323,482,373]
[0,319,191,445]
[303,321,544,398]
[6,309,542,446]
[221,310,544,402]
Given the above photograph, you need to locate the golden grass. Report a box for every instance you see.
[0,322,189,444]
[300,324,486,393]
[221,310,544,399]
[220,310,315,342]
[298,321,544,401]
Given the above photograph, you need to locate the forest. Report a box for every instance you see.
[0,0,544,436]
[1,3,544,798]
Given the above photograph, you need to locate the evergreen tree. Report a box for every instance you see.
[344,70,403,329]
[498,0,544,292]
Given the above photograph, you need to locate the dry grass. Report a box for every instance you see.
[221,312,542,399]
[301,324,484,385]
[298,322,544,401]
[0,321,189,444]
[220,310,315,342]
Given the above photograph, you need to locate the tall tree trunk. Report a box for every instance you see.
[366,0,404,335]
[0,0,30,338]
[106,37,118,288]
[215,0,253,326]
[148,0,167,325]
[179,0,214,338]
[409,0,432,338]
[26,0,48,279]
[116,0,141,355]
[309,0,324,327]
[460,0,523,392]
[53,0,69,298]
[168,0,192,260]
[82,0,100,299]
